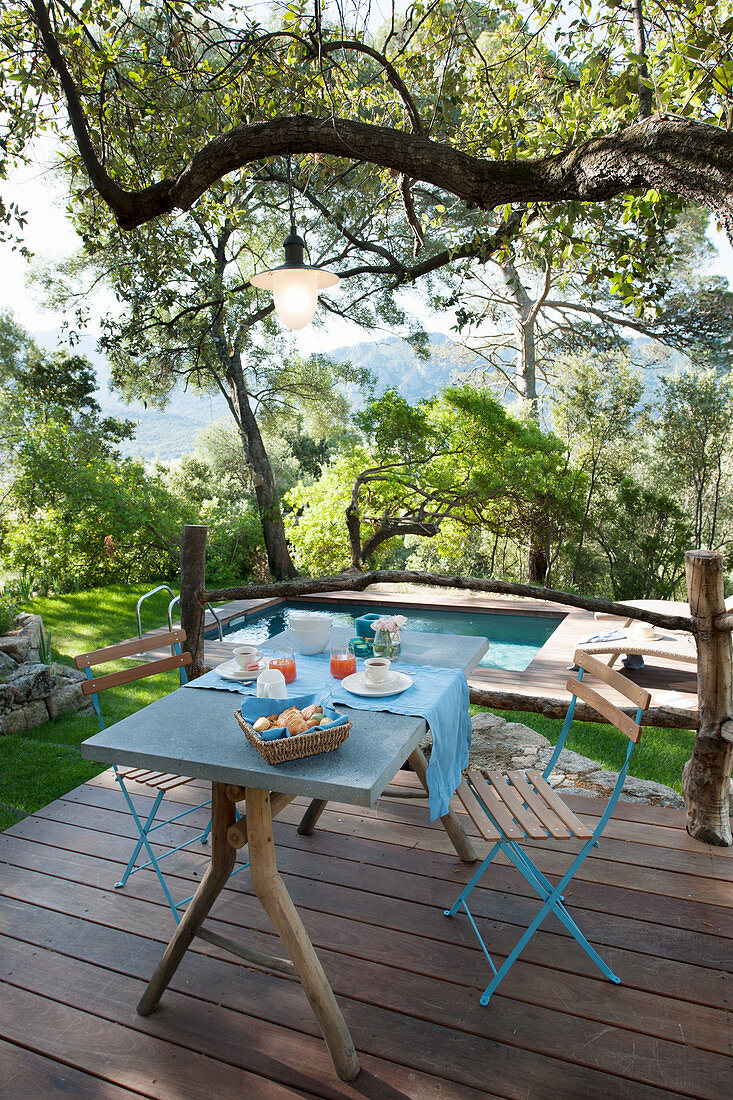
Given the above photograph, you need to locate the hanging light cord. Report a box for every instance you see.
[287,154,296,235]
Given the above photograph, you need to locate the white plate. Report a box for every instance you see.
[216,658,266,682]
[341,671,413,697]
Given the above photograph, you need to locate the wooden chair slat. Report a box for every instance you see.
[453,779,501,842]
[484,771,548,838]
[118,768,148,781]
[525,771,594,839]
[156,775,195,792]
[504,770,570,838]
[138,772,169,786]
[573,649,651,709]
[75,630,187,669]
[566,676,641,742]
[81,652,192,695]
[467,771,524,839]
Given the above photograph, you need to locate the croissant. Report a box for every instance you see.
[266,714,280,724]
[302,704,323,720]
[277,706,300,724]
[284,713,308,736]
[304,717,321,730]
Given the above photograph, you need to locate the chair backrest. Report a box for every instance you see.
[543,649,651,784]
[75,630,192,729]
[568,649,651,743]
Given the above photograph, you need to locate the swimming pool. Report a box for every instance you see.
[220,600,563,672]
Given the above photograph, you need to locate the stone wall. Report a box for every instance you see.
[0,613,92,735]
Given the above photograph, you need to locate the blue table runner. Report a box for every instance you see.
[187,655,471,820]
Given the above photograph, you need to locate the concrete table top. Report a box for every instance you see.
[80,629,488,807]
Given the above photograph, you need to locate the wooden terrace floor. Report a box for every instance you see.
[1,769,730,1098]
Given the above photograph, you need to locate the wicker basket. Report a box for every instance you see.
[234,709,352,765]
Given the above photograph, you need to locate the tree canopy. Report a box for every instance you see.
[2,0,733,268]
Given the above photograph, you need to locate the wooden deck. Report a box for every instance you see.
[1,769,731,1098]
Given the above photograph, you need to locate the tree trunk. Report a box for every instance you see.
[683,550,733,845]
[527,540,548,585]
[180,524,207,678]
[226,357,297,580]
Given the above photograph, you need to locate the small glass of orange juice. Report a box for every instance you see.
[269,649,297,683]
[330,642,356,679]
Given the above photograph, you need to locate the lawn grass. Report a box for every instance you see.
[469,705,690,793]
[0,582,178,831]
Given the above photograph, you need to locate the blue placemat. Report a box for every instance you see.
[187,655,470,820]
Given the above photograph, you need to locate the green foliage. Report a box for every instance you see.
[0,597,17,635]
[3,416,191,589]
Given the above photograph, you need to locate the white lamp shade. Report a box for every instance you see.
[270,267,320,330]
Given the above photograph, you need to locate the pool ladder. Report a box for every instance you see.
[136,585,223,644]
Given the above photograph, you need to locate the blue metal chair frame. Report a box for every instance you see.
[82,636,246,923]
[445,654,648,1005]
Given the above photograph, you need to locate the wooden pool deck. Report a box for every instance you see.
[1,768,730,1098]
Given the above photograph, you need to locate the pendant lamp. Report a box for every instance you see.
[250,155,339,330]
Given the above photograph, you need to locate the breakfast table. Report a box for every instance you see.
[80,626,488,1082]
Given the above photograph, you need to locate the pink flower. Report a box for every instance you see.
[373,614,407,633]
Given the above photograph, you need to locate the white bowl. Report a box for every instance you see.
[289,612,332,632]
[288,624,332,655]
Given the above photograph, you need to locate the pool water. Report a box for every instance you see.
[220,600,563,672]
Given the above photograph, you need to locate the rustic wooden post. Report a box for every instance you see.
[180,524,207,679]
[684,550,733,846]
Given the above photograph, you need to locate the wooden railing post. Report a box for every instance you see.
[684,550,733,845]
[180,524,207,679]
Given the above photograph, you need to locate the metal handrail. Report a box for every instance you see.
[136,584,176,640]
[167,594,223,642]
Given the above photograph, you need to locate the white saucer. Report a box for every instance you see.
[341,671,413,697]
[216,658,266,682]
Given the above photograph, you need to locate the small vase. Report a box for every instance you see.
[373,628,401,659]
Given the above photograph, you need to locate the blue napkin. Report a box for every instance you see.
[189,655,470,821]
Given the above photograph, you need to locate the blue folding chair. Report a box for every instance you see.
[75,629,214,922]
[445,649,651,1004]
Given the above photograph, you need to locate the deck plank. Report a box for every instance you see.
[1,773,730,1099]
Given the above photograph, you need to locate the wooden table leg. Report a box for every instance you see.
[408,746,477,862]
[137,781,236,1016]
[246,788,360,1082]
[297,798,328,835]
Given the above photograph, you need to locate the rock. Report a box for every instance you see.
[6,663,55,705]
[0,635,30,662]
[0,652,17,677]
[51,663,85,682]
[46,682,87,719]
[583,768,684,807]
[0,699,49,734]
[0,683,14,714]
[469,715,550,772]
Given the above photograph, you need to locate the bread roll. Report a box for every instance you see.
[302,704,323,720]
[252,716,270,732]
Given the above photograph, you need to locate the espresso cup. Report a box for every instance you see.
[233,645,264,670]
[364,657,391,684]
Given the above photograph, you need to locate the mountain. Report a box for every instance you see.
[30,328,469,463]
[327,332,476,406]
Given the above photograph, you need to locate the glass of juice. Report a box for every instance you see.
[269,649,297,684]
[330,642,356,679]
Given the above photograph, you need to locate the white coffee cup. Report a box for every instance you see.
[364,657,391,684]
[233,645,264,670]
[256,668,287,699]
